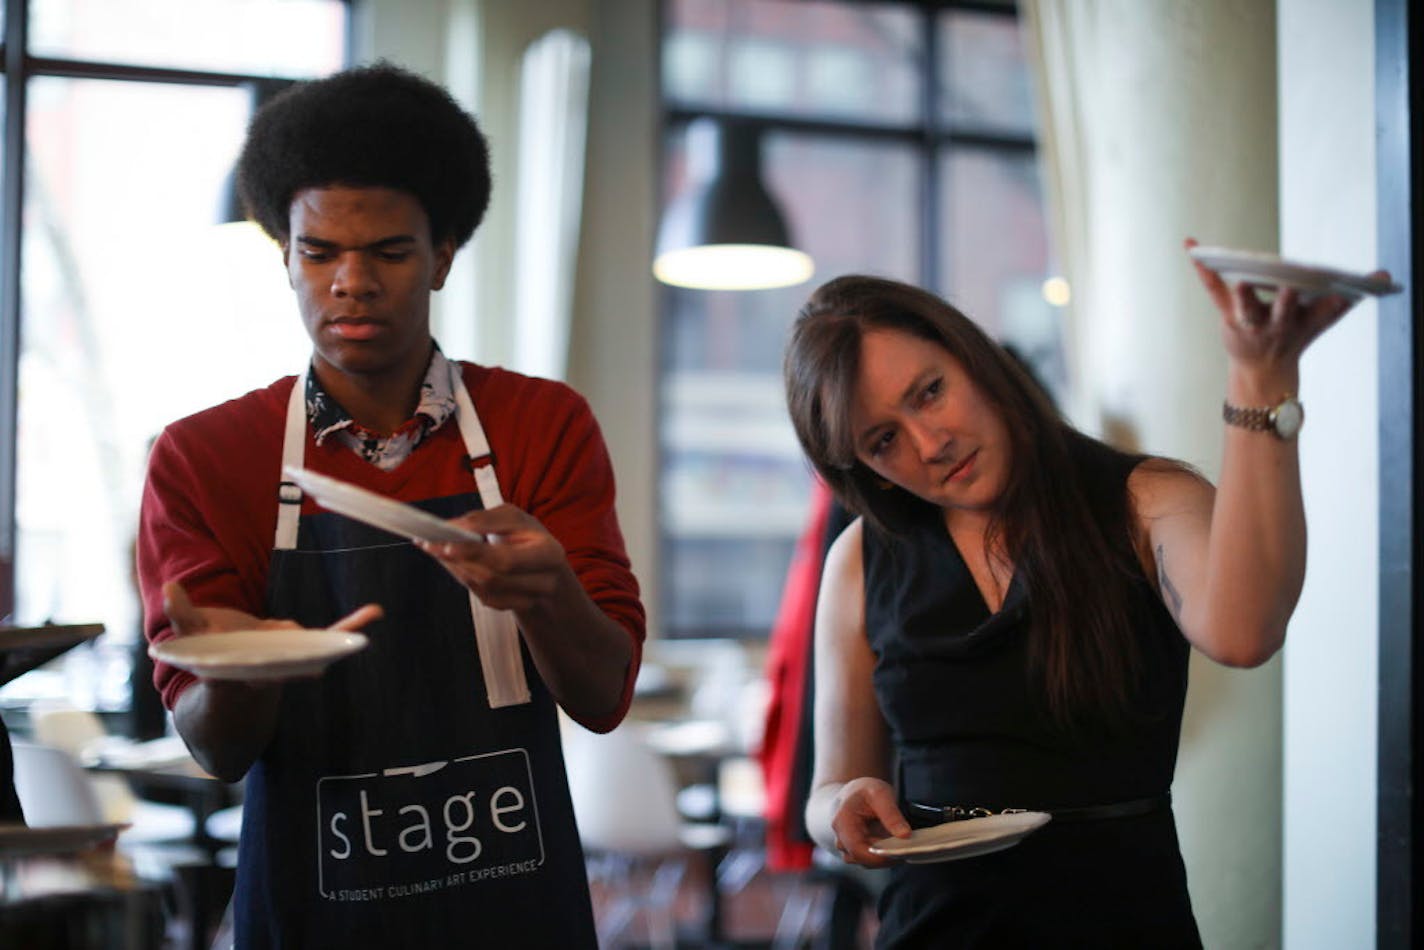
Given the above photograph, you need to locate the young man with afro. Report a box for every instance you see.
[136,63,644,948]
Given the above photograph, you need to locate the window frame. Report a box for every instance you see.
[0,0,352,617]
[655,0,1039,640]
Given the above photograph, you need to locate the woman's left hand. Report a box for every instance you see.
[1185,237,1387,378]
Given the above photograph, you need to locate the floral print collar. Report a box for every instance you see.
[304,346,459,471]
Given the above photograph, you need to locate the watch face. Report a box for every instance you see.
[1273,398,1304,439]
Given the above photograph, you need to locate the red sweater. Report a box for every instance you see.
[136,362,645,732]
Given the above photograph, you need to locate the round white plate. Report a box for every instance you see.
[0,822,128,856]
[284,465,486,544]
[149,629,369,681]
[1189,246,1401,299]
[869,811,1052,864]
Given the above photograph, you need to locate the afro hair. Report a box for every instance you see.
[236,62,491,248]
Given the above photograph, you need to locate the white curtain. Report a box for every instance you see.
[511,29,591,382]
[1022,3,1281,948]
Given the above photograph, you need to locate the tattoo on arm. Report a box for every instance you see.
[1156,543,1184,622]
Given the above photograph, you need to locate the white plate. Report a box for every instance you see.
[149,629,369,681]
[1189,246,1402,300]
[869,811,1052,864]
[0,822,128,856]
[284,465,486,544]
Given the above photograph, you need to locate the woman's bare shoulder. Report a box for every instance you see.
[1127,456,1214,520]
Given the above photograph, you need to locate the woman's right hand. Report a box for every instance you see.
[828,776,911,867]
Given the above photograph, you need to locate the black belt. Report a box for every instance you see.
[906,793,1170,825]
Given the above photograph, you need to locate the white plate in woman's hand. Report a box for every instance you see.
[1189,246,1401,300]
[869,811,1052,863]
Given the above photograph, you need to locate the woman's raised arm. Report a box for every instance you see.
[1130,240,1386,667]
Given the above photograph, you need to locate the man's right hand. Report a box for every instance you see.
[162,581,383,643]
[161,582,382,781]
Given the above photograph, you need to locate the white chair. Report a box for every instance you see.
[11,739,106,826]
[562,717,730,949]
[29,700,196,844]
[30,699,133,823]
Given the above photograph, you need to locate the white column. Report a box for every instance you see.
[1029,3,1280,946]
[563,1,660,636]
[351,0,660,631]
[1278,1,1380,947]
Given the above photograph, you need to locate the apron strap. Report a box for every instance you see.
[451,363,531,708]
[274,372,309,551]
[273,362,531,709]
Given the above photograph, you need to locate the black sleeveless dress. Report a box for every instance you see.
[863,436,1202,949]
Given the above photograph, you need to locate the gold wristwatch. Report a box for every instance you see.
[1222,395,1304,440]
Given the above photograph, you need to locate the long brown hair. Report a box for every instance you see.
[784,274,1145,724]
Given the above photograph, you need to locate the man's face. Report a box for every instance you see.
[283,185,455,383]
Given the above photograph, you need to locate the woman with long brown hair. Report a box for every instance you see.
[784,245,1383,946]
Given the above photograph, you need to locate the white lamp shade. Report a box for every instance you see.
[653,118,813,291]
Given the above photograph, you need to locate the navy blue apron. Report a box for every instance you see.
[232,368,597,949]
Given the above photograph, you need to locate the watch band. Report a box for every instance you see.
[1221,401,1274,431]
[1222,394,1304,439]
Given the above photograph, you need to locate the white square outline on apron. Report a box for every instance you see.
[314,746,546,900]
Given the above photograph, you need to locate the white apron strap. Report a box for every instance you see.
[274,372,308,551]
[451,364,532,708]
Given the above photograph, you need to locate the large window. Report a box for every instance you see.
[658,0,1057,639]
[0,0,349,711]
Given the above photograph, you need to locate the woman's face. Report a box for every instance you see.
[847,327,1012,515]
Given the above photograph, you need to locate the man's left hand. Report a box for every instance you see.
[417,505,574,614]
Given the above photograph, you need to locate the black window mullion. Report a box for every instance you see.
[0,0,29,618]
[919,4,939,290]
[26,56,284,88]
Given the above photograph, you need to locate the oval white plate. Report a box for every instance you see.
[284,465,486,544]
[150,629,369,681]
[869,811,1052,864]
[1189,246,1401,299]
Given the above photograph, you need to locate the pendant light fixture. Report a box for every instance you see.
[653,118,814,291]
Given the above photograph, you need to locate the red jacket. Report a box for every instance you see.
[759,478,835,870]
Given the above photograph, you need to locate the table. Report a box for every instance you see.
[86,753,239,950]
[0,623,105,687]
[87,755,235,859]
[0,847,166,949]
[641,719,769,948]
